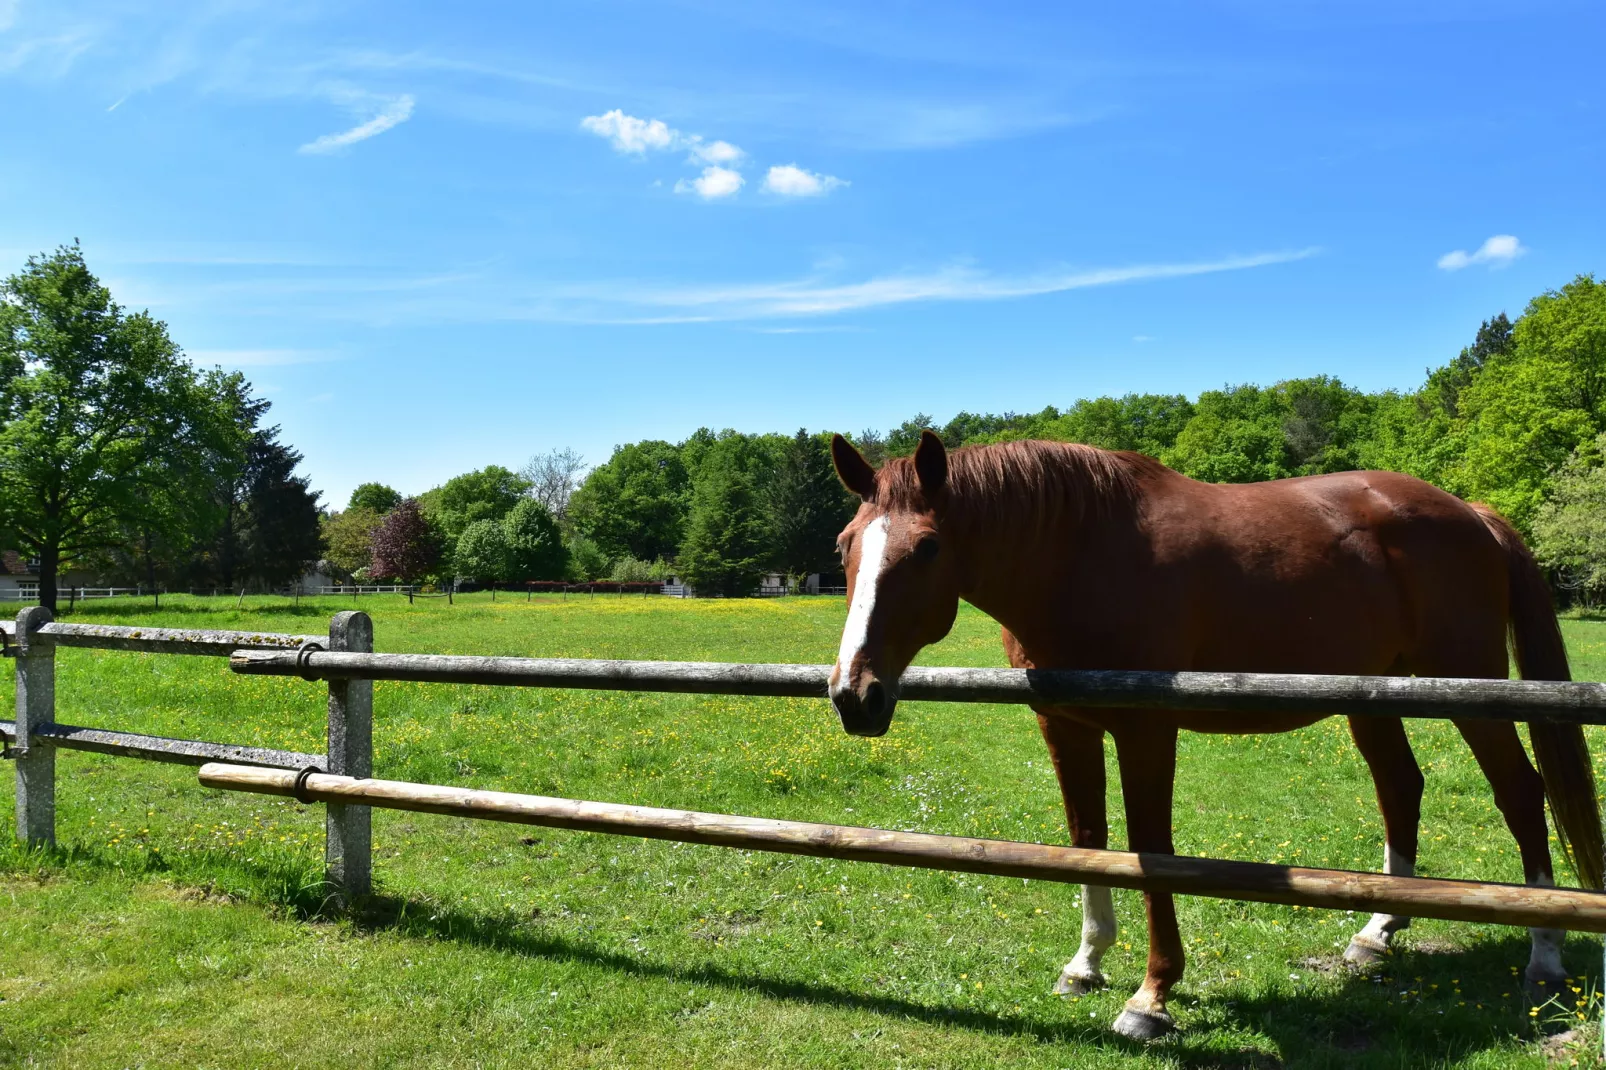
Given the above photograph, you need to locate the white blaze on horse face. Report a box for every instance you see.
[835,515,891,690]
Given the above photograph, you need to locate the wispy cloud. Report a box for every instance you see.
[1437,234,1525,271]
[564,248,1319,321]
[299,94,415,154]
[763,164,846,197]
[675,166,744,199]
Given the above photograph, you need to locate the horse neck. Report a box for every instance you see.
[946,472,1141,642]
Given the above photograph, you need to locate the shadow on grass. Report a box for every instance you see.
[6,841,1596,1068]
[352,890,1598,1069]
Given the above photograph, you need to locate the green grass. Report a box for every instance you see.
[2,592,1605,1068]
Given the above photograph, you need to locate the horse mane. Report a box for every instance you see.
[876,439,1164,536]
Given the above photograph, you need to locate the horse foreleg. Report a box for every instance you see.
[1453,718,1565,996]
[1344,715,1424,966]
[1111,720,1183,1040]
[1036,711,1114,997]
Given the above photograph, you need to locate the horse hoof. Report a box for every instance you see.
[1112,1007,1175,1041]
[1343,939,1386,969]
[1054,970,1106,997]
[1525,967,1567,1003]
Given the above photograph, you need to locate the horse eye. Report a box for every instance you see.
[913,536,940,562]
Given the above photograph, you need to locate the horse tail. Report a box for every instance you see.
[1473,501,1605,890]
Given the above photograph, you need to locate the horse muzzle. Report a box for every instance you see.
[830,676,897,737]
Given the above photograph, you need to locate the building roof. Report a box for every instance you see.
[2,551,37,577]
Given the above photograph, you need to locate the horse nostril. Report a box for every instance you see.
[864,680,886,719]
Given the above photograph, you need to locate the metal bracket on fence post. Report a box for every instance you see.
[326,610,373,903]
[13,606,55,847]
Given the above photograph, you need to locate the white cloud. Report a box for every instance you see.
[564,248,1319,321]
[580,109,676,153]
[689,138,743,165]
[1132,334,1154,343]
[1437,234,1525,271]
[763,164,847,197]
[675,166,744,200]
[299,94,415,154]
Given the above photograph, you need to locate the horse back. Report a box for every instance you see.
[1075,468,1509,678]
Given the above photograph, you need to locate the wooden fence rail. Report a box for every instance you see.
[229,648,1606,726]
[200,762,1606,934]
[12,607,1606,945]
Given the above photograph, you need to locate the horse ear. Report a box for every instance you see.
[831,434,878,498]
[915,430,948,498]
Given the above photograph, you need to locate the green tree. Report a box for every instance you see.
[678,435,772,596]
[0,245,243,610]
[502,498,567,581]
[348,482,402,514]
[564,534,610,581]
[419,465,531,568]
[238,428,323,588]
[455,519,511,584]
[322,507,383,579]
[1452,276,1606,530]
[767,429,855,582]
[568,440,691,561]
[1531,433,1606,600]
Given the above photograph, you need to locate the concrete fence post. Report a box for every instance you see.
[13,606,56,847]
[326,610,373,901]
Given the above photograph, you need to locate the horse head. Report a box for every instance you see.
[827,430,962,736]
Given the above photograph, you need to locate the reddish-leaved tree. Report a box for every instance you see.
[368,498,441,582]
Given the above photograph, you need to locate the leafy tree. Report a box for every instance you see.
[1424,312,1515,418]
[520,448,586,526]
[568,440,690,561]
[767,429,856,581]
[455,519,511,584]
[370,498,442,582]
[322,507,383,579]
[0,244,243,610]
[1532,433,1606,600]
[348,482,402,514]
[419,465,531,569]
[564,534,610,581]
[1452,276,1606,530]
[1162,384,1291,483]
[239,428,324,588]
[502,498,567,580]
[851,428,888,467]
[678,435,772,596]
[885,414,936,457]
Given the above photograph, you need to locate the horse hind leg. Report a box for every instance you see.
[1110,721,1183,1040]
[1036,712,1115,997]
[1453,718,1566,996]
[1343,715,1425,967]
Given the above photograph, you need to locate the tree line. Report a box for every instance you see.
[0,245,321,611]
[5,243,1601,605]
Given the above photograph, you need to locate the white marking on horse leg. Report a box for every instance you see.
[1056,885,1116,994]
[1527,872,1567,988]
[832,515,890,696]
[1349,842,1412,957]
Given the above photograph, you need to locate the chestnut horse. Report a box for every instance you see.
[827,431,1603,1040]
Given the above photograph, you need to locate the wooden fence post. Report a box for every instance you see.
[326,610,373,902]
[12,606,55,847]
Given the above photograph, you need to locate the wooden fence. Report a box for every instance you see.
[8,608,1606,933]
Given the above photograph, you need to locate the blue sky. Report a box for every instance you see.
[2,1,1602,508]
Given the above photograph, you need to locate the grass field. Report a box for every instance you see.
[3,593,1606,1068]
